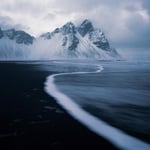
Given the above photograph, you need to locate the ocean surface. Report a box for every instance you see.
[44,60,150,150]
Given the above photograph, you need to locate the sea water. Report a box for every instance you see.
[45,59,150,150]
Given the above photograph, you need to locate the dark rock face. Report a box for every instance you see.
[54,28,60,34]
[61,22,76,35]
[93,41,110,50]
[68,35,79,51]
[40,32,51,39]
[61,23,79,51]
[89,29,110,50]
[0,28,34,45]
[40,19,117,54]
[62,36,67,46]
[4,29,15,40]
[77,20,110,50]
[40,28,60,40]
[3,29,34,45]
[62,35,79,51]
[78,19,94,37]
[14,31,34,45]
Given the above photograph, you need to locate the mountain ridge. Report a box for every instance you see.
[0,19,120,60]
[0,27,34,45]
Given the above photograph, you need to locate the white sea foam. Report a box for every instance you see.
[45,64,150,150]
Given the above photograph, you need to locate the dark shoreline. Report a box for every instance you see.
[0,62,118,150]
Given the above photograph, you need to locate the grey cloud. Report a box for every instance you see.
[52,0,120,11]
[50,0,150,48]
[0,0,150,48]
[43,12,57,21]
[142,0,150,13]
[0,16,13,29]
[0,16,29,30]
[0,0,49,17]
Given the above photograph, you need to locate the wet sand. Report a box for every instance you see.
[0,62,118,150]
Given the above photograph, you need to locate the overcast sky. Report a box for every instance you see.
[0,0,150,48]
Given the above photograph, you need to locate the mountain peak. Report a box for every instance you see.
[64,21,74,26]
[1,28,34,45]
[82,19,92,25]
[61,22,76,34]
[39,19,119,59]
[0,20,119,59]
[78,19,94,37]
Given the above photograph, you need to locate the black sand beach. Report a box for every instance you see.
[0,62,118,150]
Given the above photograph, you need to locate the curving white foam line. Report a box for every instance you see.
[44,64,150,150]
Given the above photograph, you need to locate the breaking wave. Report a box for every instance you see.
[45,63,150,150]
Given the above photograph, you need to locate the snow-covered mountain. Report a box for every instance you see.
[0,28,35,60]
[40,19,119,59]
[0,28,34,45]
[0,20,120,60]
